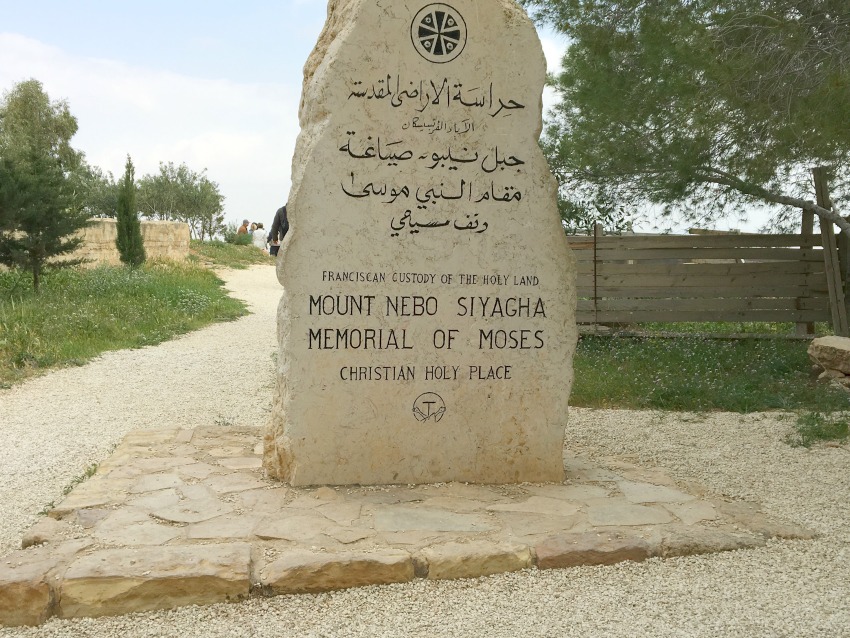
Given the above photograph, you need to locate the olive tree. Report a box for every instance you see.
[138,162,225,240]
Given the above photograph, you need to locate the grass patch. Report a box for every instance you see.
[572,335,850,412]
[786,411,850,447]
[188,239,274,269]
[62,463,99,495]
[0,261,247,387]
[39,461,101,515]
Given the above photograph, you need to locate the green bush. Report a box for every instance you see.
[222,222,252,245]
[787,412,850,447]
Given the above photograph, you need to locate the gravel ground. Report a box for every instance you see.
[0,266,279,558]
[2,264,850,637]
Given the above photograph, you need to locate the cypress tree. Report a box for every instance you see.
[115,155,145,268]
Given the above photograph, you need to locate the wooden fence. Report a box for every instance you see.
[565,228,849,334]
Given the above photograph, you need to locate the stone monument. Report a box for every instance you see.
[264,0,577,486]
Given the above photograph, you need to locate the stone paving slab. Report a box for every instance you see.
[0,427,817,626]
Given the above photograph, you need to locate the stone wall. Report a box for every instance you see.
[72,219,190,266]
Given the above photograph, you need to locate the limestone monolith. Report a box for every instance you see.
[264,0,577,486]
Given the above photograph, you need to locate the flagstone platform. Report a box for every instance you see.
[0,427,815,626]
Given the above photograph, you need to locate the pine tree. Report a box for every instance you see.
[523,0,850,232]
[115,155,145,268]
[0,79,91,291]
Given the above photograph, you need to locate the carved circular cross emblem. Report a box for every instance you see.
[411,4,467,64]
[413,392,446,422]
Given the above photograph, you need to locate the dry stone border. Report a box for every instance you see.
[0,427,814,627]
[809,335,850,390]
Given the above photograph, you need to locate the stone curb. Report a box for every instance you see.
[0,426,820,627]
[260,548,414,594]
[0,540,92,626]
[534,532,654,569]
[1,524,795,627]
[0,554,60,627]
[58,543,253,619]
[416,541,533,580]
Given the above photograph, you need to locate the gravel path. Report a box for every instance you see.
[2,266,850,637]
[0,266,280,557]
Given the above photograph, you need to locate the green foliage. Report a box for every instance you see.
[138,162,225,240]
[0,79,91,291]
[233,232,252,246]
[560,196,644,235]
[62,463,99,496]
[40,461,102,514]
[222,221,239,243]
[188,239,274,269]
[222,221,252,245]
[115,155,146,268]
[73,162,118,218]
[572,335,850,412]
[0,79,81,168]
[786,411,850,447]
[523,0,850,231]
[0,262,246,386]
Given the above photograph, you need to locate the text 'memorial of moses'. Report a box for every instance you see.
[264,0,577,486]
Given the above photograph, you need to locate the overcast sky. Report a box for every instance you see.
[0,0,573,230]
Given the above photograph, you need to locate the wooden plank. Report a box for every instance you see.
[595,234,818,250]
[591,281,817,294]
[797,209,817,336]
[839,230,850,327]
[592,223,602,326]
[576,309,832,323]
[594,247,823,261]
[821,223,848,335]
[576,299,829,322]
[580,298,829,312]
[571,228,833,326]
[814,166,850,336]
[576,285,827,298]
[576,262,824,278]
[576,288,828,299]
[580,275,827,292]
[588,261,823,275]
[565,238,594,250]
[585,286,817,298]
[593,272,820,289]
[839,231,850,289]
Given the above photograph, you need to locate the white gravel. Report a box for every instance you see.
[0,266,279,557]
[2,264,850,637]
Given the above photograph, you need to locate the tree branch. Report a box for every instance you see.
[699,168,850,234]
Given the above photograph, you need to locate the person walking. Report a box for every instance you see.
[252,222,268,252]
[268,205,289,256]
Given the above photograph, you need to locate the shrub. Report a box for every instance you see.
[223,222,252,245]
